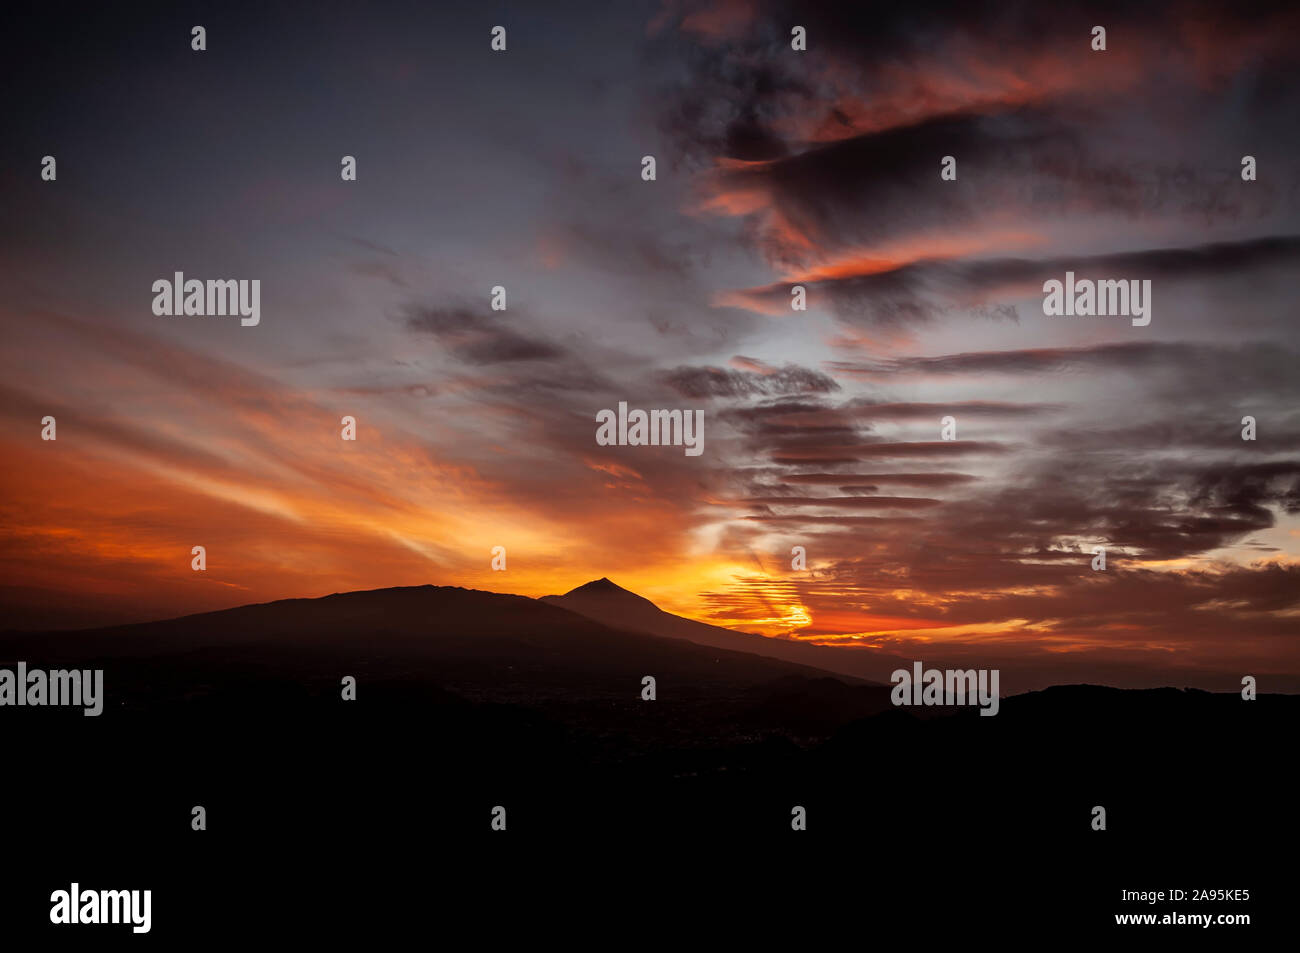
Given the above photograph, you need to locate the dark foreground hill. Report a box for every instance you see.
[0,583,1293,938]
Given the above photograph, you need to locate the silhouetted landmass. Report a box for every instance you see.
[543,577,899,683]
[1,583,1291,938]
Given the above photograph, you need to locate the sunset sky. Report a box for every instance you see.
[2,1,1298,688]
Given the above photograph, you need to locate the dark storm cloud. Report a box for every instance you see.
[738,495,942,509]
[1188,461,1300,517]
[716,397,1051,476]
[405,306,566,365]
[662,363,840,397]
[767,441,1009,466]
[830,341,1202,377]
[927,458,1300,564]
[658,0,1300,168]
[1036,421,1300,454]
[851,441,1010,458]
[740,514,925,527]
[783,472,979,488]
[750,424,869,461]
[835,399,1060,420]
[715,397,894,470]
[660,0,1279,61]
[718,396,1053,430]
[711,109,1102,249]
[715,398,1006,467]
[732,234,1300,324]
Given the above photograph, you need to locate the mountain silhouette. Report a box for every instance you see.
[2,583,878,709]
[543,577,898,683]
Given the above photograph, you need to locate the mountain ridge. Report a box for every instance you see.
[0,581,874,697]
[543,577,895,685]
